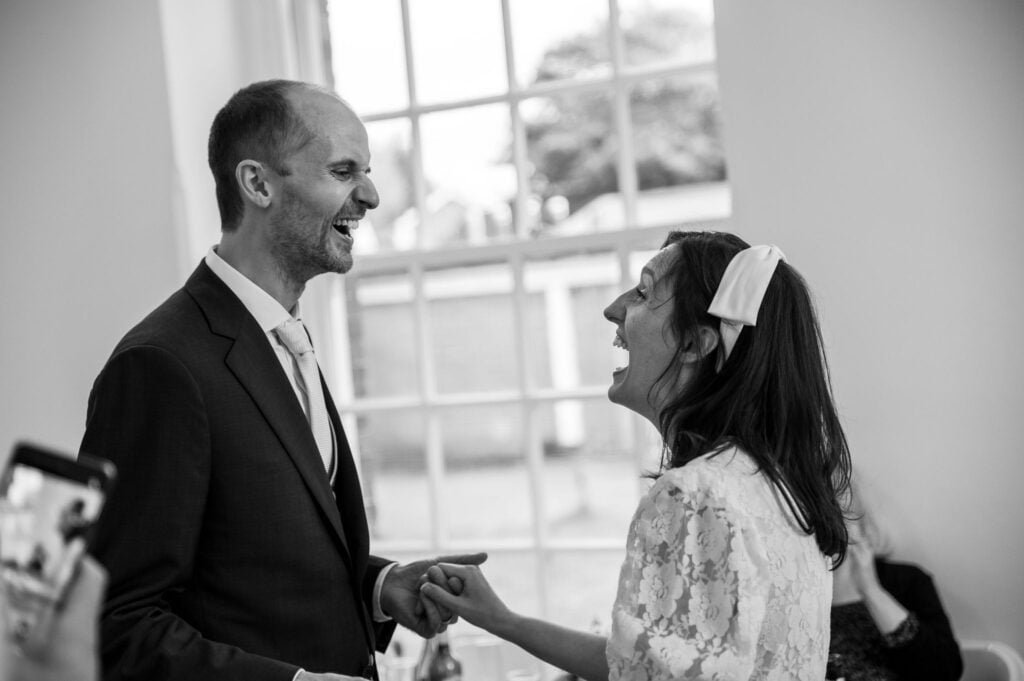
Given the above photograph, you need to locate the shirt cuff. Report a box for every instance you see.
[373,562,399,622]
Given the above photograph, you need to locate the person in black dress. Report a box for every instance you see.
[828,482,962,681]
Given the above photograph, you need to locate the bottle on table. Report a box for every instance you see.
[412,637,435,681]
[427,632,462,681]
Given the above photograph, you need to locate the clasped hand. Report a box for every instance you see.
[417,561,513,637]
[380,553,488,638]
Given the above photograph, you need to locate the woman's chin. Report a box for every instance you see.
[607,370,630,407]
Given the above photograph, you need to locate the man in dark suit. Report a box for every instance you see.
[80,80,482,681]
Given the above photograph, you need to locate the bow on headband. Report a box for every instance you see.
[707,244,787,368]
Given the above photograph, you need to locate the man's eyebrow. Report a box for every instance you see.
[327,159,373,174]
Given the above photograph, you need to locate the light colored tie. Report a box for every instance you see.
[275,319,335,478]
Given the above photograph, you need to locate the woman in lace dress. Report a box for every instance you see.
[421,231,852,680]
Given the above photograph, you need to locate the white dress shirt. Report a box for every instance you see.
[205,248,313,424]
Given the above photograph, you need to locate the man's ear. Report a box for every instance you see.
[235,160,273,209]
[681,325,720,363]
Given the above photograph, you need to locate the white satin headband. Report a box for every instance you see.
[707,244,787,368]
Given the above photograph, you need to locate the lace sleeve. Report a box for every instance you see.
[607,476,766,680]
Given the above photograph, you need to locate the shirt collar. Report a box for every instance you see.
[204,246,301,333]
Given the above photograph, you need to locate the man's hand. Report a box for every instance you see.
[380,553,487,638]
[419,563,514,636]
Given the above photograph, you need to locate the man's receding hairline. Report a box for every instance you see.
[285,82,354,117]
[280,86,362,167]
[269,84,338,169]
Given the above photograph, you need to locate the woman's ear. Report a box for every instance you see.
[681,325,719,363]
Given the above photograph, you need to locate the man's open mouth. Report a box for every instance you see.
[332,217,360,236]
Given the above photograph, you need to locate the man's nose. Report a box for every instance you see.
[354,177,379,210]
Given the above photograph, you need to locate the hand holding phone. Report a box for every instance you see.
[0,554,106,681]
[0,442,115,653]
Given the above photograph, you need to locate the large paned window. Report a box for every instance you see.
[325,0,729,670]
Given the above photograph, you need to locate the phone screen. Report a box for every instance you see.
[0,455,107,642]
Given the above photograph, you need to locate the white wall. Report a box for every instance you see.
[0,0,332,458]
[715,0,1024,652]
[0,0,181,454]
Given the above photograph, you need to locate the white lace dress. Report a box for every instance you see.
[606,447,832,680]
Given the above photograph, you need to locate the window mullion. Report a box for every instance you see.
[411,261,444,548]
[512,251,549,617]
[399,0,428,251]
[608,0,639,227]
[500,0,530,240]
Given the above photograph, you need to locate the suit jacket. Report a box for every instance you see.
[80,261,395,681]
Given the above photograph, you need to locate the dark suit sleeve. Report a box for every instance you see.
[881,564,963,681]
[364,555,398,653]
[81,345,298,681]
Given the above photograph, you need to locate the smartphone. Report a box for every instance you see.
[0,441,116,647]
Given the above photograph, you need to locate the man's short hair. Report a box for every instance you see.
[207,79,316,231]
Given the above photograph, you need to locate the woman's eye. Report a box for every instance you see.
[635,285,648,300]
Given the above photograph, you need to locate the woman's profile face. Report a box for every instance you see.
[603,244,684,424]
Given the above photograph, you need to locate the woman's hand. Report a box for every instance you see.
[418,563,515,636]
[847,522,881,597]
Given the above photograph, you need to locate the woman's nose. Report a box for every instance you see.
[604,293,625,323]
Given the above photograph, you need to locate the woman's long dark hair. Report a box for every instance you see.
[654,231,851,564]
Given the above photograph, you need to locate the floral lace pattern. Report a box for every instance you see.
[606,448,832,680]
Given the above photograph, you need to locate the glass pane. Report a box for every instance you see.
[354,411,430,544]
[418,104,515,249]
[630,73,729,228]
[427,263,519,393]
[360,119,414,255]
[619,0,717,68]
[347,271,418,399]
[522,288,550,391]
[537,399,639,541]
[521,94,623,236]
[522,252,620,390]
[544,549,624,630]
[328,0,408,114]
[409,0,507,104]
[509,0,611,89]
[574,279,622,386]
[440,406,529,542]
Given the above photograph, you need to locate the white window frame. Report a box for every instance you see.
[324,0,728,621]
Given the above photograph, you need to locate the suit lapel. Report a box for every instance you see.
[184,262,352,562]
